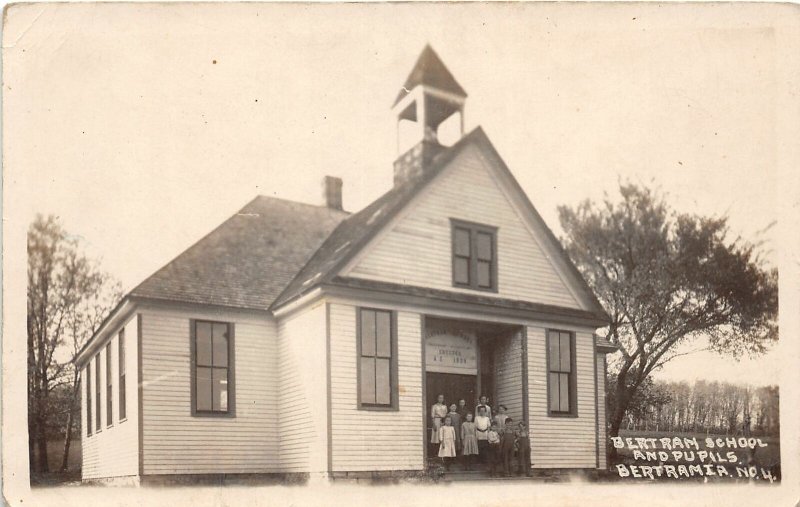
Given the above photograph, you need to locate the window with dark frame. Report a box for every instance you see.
[95,353,101,430]
[358,308,396,408]
[451,219,497,291]
[547,330,576,415]
[119,329,126,420]
[86,365,92,436]
[193,320,233,414]
[106,343,113,426]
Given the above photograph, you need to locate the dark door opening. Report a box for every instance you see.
[425,372,476,458]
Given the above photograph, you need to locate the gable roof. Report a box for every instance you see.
[272,127,609,324]
[130,196,348,310]
[271,128,483,310]
[393,45,468,106]
[124,125,607,326]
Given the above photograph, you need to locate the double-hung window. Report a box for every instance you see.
[106,343,113,427]
[358,308,397,409]
[119,330,126,420]
[547,330,576,415]
[451,219,498,292]
[95,354,101,430]
[86,365,92,435]
[192,320,235,416]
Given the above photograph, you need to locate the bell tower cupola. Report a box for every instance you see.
[392,45,467,186]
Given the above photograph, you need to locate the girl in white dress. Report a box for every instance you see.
[430,394,448,444]
[438,415,457,470]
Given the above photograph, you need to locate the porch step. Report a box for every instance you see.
[440,471,543,482]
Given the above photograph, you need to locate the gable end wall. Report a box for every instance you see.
[347,146,581,309]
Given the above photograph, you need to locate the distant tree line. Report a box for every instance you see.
[614,377,779,437]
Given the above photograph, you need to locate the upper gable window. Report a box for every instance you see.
[450,219,498,292]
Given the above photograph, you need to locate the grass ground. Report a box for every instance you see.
[30,439,81,486]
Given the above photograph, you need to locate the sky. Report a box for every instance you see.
[5,2,795,387]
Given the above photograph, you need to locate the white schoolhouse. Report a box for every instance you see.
[75,46,615,484]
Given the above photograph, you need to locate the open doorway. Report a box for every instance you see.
[423,316,524,464]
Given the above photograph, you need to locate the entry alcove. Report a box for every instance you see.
[422,316,525,458]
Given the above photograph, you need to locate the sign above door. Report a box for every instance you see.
[425,330,478,375]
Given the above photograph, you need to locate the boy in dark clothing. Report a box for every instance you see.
[499,417,516,477]
[486,423,501,477]
[515,420,531,477]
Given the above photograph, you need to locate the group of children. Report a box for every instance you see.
[431,394,531,477]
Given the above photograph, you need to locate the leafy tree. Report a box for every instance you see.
[608,375,671,431]
[558,183,777,459]
[28,215,121,474]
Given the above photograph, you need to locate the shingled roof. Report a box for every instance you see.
[126,125,609,328]
[130,196,348,310]
[271,127,483,309]
[393,45,467,106]
[271,126,609,325]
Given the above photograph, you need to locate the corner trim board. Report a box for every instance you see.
[326,302,333,474]
[521,327,529,432]
[594,342,600,469]
[137,313,144,477]
[420,314,427,465]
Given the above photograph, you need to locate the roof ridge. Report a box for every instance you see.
[251,194,351,214]
[270,127,484,310]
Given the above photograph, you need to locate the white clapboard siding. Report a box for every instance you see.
[494,331,524,425]
[597,353,607,470]
[82,315,139,480]
[347,145,580,309]
[329,304,424,472]
[527,326,597,468]
[139,308,280,475]
[277,302,328,474]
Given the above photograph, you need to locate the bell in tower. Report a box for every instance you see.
[392,45,467,186]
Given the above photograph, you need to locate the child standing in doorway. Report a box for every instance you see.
[475,395,492,421]
[438,415,456,470]
[486,422,501,477]
[494,405,509,430]
[474,406,491,464]
[460,413,479,471]
[430,394,448,457]
[515,420,531,477]
[447,404,462,453]
[499,417,516,477]
[457,399,469,422]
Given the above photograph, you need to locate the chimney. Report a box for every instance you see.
[322,175,343,210]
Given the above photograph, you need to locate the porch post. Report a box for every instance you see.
[420,315,427,466]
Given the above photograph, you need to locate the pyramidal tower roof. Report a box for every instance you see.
[393,45,467,106]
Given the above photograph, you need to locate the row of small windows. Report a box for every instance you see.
[85,329,126,435]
